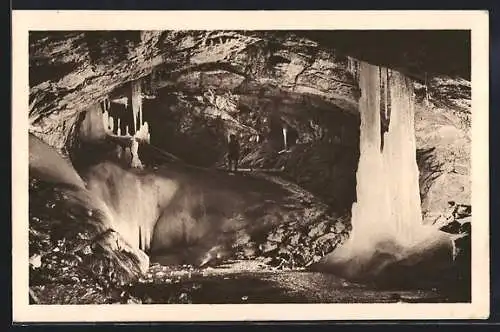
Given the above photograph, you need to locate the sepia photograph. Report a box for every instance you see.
[12,10,489,321]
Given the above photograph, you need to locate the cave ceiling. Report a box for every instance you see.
[29,30,471,139]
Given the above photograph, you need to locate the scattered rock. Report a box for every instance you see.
[307,220,329,238]
[267,227,286,243]
[289,233,302,246]
[29,177,150,304]
[233,231,252,247]
[259,241,278,253]
[29,254,42,269]
[241,242,258,258]
[243,211,350,270]
[331,221,346,234]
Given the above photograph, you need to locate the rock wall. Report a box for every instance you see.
[414,78,471,223]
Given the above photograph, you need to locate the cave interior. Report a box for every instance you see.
[27,30,472,304]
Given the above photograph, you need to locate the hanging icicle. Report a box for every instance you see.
[104,96,111,112]
[117,118,122,136]
[101,96,112,134]
[149,67,158,98]
[380,66,391,151]
[131,79,143,133]
[424,72,430,106]
[384,69,389,119]
[347,56,359,79]
[282,127,288,151]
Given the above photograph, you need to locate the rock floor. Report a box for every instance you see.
[129,260,455,304]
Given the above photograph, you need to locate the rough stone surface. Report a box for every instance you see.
[414,79,471,224]
[29,177,149,304]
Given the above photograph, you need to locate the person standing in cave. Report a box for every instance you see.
[227,134,240,173]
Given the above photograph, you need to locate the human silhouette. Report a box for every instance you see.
[227,134,240,172]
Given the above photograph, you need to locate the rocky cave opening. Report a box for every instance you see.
[28,30,471,304]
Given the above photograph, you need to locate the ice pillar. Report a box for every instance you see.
[348,61,389,246]
[350,62,424,245]
[326,61,448,277]
[381,69,423,244]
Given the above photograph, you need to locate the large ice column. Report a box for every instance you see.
[381,70,424,245]
[348,62,389,246]
[326,61,450,277]
[351,62,424,246]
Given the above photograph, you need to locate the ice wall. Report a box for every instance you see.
[85,162,179,253]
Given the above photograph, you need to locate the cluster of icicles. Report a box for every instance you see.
[101,80,151,169]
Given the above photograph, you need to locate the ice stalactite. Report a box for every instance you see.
[347,56,360,79]
[424,72,431,107]
[282,127,288,150]
[131,79,143,133]
[139,224,152,252]
[325,61,451,280]
[101,97,113,135]
[380,67,391,150]
[117,118,121,136]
